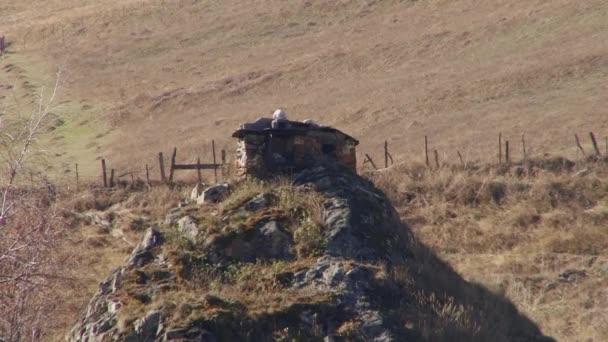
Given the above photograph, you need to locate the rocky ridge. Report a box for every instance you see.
[69,164,554,342]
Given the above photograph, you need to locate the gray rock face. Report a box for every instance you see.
[177,216,198,241]
[69,227,175,342]
[293,164,414,262]
[197,183,229,204]
[203,220,293,264]
[293,256,394,341]
[127,227,164,267]
[256,220,291,259]
[134,310,161,338]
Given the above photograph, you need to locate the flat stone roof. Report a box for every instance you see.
[232,118,359,145]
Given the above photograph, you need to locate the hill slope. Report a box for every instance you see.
[2,0,608,177]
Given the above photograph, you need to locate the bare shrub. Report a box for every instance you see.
[0,70,71,341]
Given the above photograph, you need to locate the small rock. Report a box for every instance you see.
[243,193,272,211]
[197,183,229,204]
[178,216,199,241]
[558,269,587,283]
[134,310,161,338]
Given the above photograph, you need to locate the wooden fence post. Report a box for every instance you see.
[75,163,79,190]
[498,132,502,164]
[434,150,440,169]
[212,140,218,183]
[0,35,4,56]
[589,132,601,156]
[424,136,429,167]
[197,158,202,184]
[383,140,393,168]
[109,169,115,188]
[505,140,510,163]
[364,153,378,170]
[384,141,388,168]
[169,147,177,182]
[575,134,585,157]
[101,159,107,188]
[158,152,166,182]
[605,137,608,158]
[221,149,226,179]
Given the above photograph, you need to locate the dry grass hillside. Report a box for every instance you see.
[2,0,608,178]
[1,1,608,341]
[370,158,608,341]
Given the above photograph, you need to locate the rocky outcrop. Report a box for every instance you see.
[69,164,554,342]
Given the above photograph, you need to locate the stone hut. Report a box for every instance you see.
[232,117,359,177]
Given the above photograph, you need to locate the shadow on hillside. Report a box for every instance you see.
[377,215,556,342]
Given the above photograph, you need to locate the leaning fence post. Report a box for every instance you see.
[589,132,601,156]
[169,147,177,182]
[364,153,378,170]
[384,141,388,168]
[158,152,166,182]
[101,159,108,188]
[575,134,585,157]
[457,151,465,168]
[212,140,218,183]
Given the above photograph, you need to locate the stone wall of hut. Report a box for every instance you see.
[236,135,267,178]
[236,131,357,177]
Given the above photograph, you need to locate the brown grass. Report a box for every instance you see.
[369,160,608,341]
